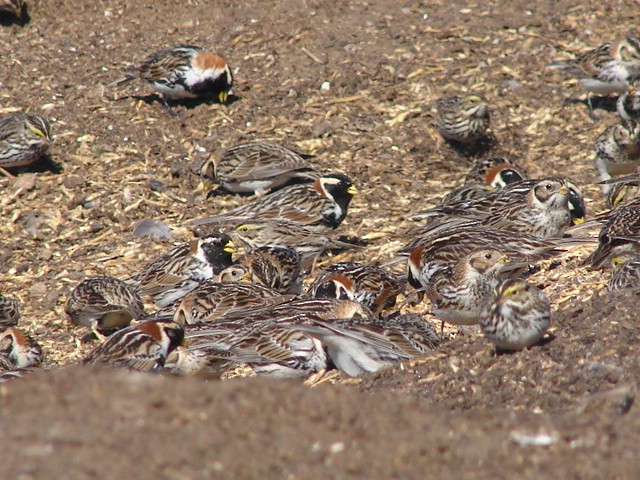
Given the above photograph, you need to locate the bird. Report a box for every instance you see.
[82,319,184,372]
[0,295,20,327]
[308,262,405,316]
[239,246,303,293]
[0,327,42,370]
[128,233,235,307]
[435,92,490,144]
[584,206,640,269]
[201,140,318,196]
[0,112,52,169]
[413,178,574,238]
[403,217,590,291]
[217,321,329,378]
[0,0,25,22]
[173,281,293,325]
[426,249,512,327]
[480,279,551,351]
[108,45,233,110]
[548,35,640,97]
[293,313,441,377]
[189,173,358,231]
[231,220,363,269]
[65,276,146,334]
[594,121,640,190]
[608,252,640,291]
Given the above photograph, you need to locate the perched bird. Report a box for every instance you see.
[608,252,640,291]
[239,246,303,293]
[108,45,233,108]
[201,141,318,196]
[174,281,293,325]
[232,220,362,269]
[190,173,358,231]
[0,295,20,327]
[0,327,42,370]
[584,206,640,269]
[426,249,512,327]
[548,35,640,97]
[594,121,640,190]
[294,313,441,377]
[0,0,25,22]
[82,319,184,372]
[435,92,490,144]
[0,112,52,169]
[617,82,640,123]
[308,262,405,316]
[480,279,551,351]
[65,276,146,333]
[128,233,235,307]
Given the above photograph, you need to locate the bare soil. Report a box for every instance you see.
[1,0,639,478]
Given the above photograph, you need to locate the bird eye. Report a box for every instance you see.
[237,226,248,232]
[485,253,492,260]
[545,183,553,190]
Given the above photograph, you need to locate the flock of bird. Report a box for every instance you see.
[1,5,640,383]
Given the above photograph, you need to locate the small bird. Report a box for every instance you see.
[65,276,146,333]
[174,281,293,325]
[0,327,42,370]
[414,178,574,238]
[594,121,640,190]
[308,262,405,317]
[129,233,235,307]
[294,313,441,377]
[427,249,511,327]
[201,141,318,196]
[82,319,184,372]
[584,206,640,269]
[548,35,640,97]
[232,220,362,269]
[608,252,640,291]
[0,295,20,327]
[239,246,303,293]
[190,173,358,231]
[221,321,329,378]
[404,219,589,293]
[480,279,551,351]
[0,112,52,169]
[435,92,490,144]
[109,45,233,110]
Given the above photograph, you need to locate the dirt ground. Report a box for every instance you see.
[1,0,639,478]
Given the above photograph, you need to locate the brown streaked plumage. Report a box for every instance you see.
[480,279,551,351]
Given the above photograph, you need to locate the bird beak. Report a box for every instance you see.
[347,185,359,195]
[218,90,229,104]
[558,185,569,195]
[572,216,586,225]
[224,240,235,253]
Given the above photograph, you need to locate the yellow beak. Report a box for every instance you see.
[558,185,569,195]
[347,185,359,195]
[218,90,229,104]
[572,216,586,225]
[223,240,235,253]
